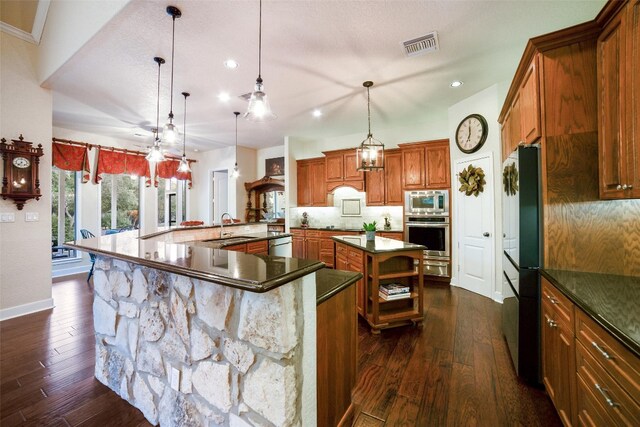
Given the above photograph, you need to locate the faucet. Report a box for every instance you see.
[220,212,234,237]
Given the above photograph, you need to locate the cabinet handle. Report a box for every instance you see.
[628,185,633,189]
[594,383,620,408]
[591,341,613,360]
[545,316,557,328]
[622,184,628,190]
[545,294,558,304]
[617,184,623,190]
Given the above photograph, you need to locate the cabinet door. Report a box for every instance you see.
[402,147,426,189]
[520,54,542,144]
[384,151,403,205]
[510,92,522,153]
[628,0,640,198]
[310,160,328,206]
[344,152,364,181]
[598,10,627,199]
[501,110,512,162]
[542,301,558,403]
[365,170,385,206]
[292,235,305,258]
[306,237,321,261]
[325,153,344,182]
[296,162,311,206]
[425,142,450,188]
[555,319,576,426]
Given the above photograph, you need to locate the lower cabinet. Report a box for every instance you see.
[222,240,269,255]
[291,228,360,265]
[542,277,640,427]
[335,243,365,316]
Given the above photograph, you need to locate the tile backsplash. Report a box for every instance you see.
[290,188,404,230]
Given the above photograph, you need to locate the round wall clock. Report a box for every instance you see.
[455,113,488,154]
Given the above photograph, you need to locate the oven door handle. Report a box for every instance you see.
[405,223,449,227]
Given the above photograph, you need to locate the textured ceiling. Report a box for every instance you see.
[47,0,606,152]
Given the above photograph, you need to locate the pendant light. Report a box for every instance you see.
[230,112,240,178]
[146,57,167,163]
[162,6,182,144]
[356,81,384,171]
[245,0,276,121]
[177,92,191,173]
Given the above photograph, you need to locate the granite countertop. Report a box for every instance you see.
[332,235,425,254]
[65,231,323,293]
[189,232,292,249]
[315,268,362,305]
[290,226,403,233]
[542,269,640,357]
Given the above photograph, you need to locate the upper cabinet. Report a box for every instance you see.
[323,148,365,192]
[500,54,540,161]
[366,149,403,206]
[297,157,329,207]
[597,0,640,199]
[399,139,450,190]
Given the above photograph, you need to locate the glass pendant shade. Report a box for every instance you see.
[177,91,190,173]
[146,140,166,163]
[230,163,239,179]
[178,156,190,173]
[231,111,240,178]
[356,134,385,171]
[162,120,179,144]
[245,79,276,122]
[356,80,384,171]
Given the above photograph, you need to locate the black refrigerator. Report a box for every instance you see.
[502,145,542,384]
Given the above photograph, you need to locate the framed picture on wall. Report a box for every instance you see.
[265,157,285,177]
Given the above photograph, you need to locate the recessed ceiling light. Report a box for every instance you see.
[224,59,239,69]
[450,80,464,88]
[218,92,231,102]
[312,109,322,118]
[193,148,199,152]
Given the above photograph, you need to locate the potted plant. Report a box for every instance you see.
[363,221,377,241]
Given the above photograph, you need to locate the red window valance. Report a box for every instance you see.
[95,149,151,186]
[154,160,194,189]
[52,142,91,183]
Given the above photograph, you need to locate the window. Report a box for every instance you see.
[101,174,140,233]
[51,168,78,260]
[158,178,187,227]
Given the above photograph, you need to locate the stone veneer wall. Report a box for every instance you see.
[92,255,310,426]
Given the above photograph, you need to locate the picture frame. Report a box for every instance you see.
[341,199,361,217]
[265,157,285,176]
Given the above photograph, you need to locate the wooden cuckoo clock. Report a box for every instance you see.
[1,135,44,210]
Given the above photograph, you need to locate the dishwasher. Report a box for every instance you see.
[268,236,292,257]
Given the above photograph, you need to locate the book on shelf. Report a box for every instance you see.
[379,283,410,295]
[379,291,412,301]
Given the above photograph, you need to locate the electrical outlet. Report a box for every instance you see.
[25,212,39,222]
[170,366,180,391]
[0,213,15,223]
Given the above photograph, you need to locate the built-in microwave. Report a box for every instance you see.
[405,190,449,215]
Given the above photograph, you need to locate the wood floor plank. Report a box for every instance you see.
[472,340,509,427]
[0,409,26,427]
[383,395,420,426]
[352,412,385,427]
[415,347,454,426]
[446,362,479,426]
[397,339,434,402]
[453,294,475,366]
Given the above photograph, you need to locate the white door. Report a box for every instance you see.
[211,170,228,223]
[454,154,495,298]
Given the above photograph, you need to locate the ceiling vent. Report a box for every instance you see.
[401,31,439,57]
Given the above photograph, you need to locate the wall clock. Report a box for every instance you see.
[1,135,44,210]
[455,113,488,154]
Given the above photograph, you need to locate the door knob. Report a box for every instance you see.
[483,232,490,237]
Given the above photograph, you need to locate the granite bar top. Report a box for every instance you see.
[315,268,362,305]
[291,226,403,233]
[542,269,640,358]
[332,235,425,254]
[189,232,292,249]
[65,231,323,293]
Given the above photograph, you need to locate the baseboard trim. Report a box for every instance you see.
[493,291,504,303]
[0,298,55,321]
[52,264,90,279]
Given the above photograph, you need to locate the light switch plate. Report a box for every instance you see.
[0,213,15,223]
[25,212,39,222]
[170,367,180,391]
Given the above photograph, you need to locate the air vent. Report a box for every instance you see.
[401,31,439,57]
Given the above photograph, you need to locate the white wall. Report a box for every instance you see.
[447,83,509,301]
[0,32,54,319]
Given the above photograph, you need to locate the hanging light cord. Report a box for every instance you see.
[234,112,239,165]
[182,93,188,156]
[366,85,372,137]
[258,0,262,81]
[169,13,177,119]
[156,59,162,141]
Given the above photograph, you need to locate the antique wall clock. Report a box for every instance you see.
[0,135,44,210]
[455,113,489,154]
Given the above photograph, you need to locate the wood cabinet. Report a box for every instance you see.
[292,228,305,258]
[296,157,329,207]
[323,148,365,192]
[541,278,576,426]
[335,242,366,316]
[222,240,268,255]
[365,149,403,206]
[597,0,640,199]
[399,139,451,190]
[378,231,403,241]
[291,228,321,260]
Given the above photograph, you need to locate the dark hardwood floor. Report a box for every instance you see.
[1,275,561,426]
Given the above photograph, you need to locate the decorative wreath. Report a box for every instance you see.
[503,163,519,196]
[458,164,486,197]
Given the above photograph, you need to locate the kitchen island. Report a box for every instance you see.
[332,235,425,333]
[66,225,361,427]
